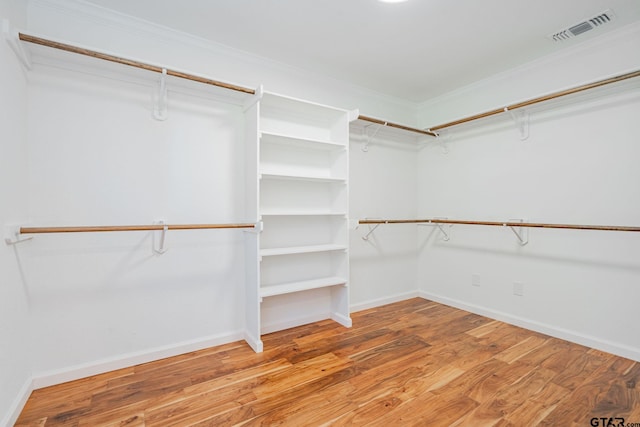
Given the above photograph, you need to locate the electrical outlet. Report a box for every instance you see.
[472,274,481,287]
[513,282,524,296]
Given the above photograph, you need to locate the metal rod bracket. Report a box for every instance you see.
[417,218,451,241]
[153,220,168,254]
[505,219,529,246]
[435,223,451,241]
[362,222,384,241]
[362,121,387,152]
[4,225,32,245]
[504,107,529,140]
[153,68,168,121]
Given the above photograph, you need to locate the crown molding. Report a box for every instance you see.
[27,0,418,114]
[417,20,640,112]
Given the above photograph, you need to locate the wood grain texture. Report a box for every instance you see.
[19,33,256,95]
[15,298,640,426]
[358,218,640,232]
[20,223,256,234]
[428,69,640,131]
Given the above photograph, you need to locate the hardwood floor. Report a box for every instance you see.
[16,298,640,426]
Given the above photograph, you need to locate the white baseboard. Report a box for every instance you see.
[32,330,245,389]
[2,377,33,427]
[331,311,353,328]
[419,290,640,362]
[244,330,263,353]
[350,290,420,314]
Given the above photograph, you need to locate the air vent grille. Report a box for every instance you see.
[549,9,615,42]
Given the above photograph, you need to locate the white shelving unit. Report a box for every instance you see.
[245,91,355,351]
[12,31,356,354]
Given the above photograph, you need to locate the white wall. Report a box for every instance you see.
[7,5,638,420]
[26,0,418,125]
[0,1,31,425]
[10,0,420,388]
[349,125,421,311]
[416,23,640,361]
[21,62,250,384]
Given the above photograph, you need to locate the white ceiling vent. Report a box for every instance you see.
[549,9,616,42]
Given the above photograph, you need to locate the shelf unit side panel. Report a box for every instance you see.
[243,100,261,350]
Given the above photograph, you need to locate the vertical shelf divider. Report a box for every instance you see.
[254,92,354,346]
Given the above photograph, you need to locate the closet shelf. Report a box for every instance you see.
[260,276,347,298]
[260,132,346,150]
[260,173,346,183]
[260,211,347,217]
[261,92,350,123]
[260,244,347,257]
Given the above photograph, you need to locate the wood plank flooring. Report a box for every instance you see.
[15,298,640,426]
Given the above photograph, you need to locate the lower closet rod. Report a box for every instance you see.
[358,219,640,233]
[20,223,256,234]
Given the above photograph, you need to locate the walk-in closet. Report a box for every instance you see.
[2,0,640,425]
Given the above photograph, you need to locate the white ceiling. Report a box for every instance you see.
[83,0,640,102]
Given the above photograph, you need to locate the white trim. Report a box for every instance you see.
[2,377,33,427]
[417,21,640,114]
[243,330,263,353]
[331,312,353,328]
[32,330,245,389]
[350,290,420,313]
[29,0,418,114]
[418,290,640,362]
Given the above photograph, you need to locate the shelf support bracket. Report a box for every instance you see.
[153,68,168,121]
[4,225,32,245]
[435,223,451,241]
[504,107,529,141]
[418,218,451,241]
[152,220,168,254]
[362,223,382,241]
[427,129,450,154]
[3,19,32,71]
[362,121,386,152]
[504,219,528,246]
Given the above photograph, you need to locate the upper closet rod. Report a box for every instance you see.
[18,33,256,95]
[358,115,437,137]
[20,223,257,234]
[358,219,640,233]
[428,69,640,132]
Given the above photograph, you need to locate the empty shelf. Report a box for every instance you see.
[260,173,346,183]
[260,211,347,217]
[260,276,347,298]
[260,244,347,257]
[260,131,345,150]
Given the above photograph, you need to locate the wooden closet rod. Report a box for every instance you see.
[429,69,640,132]
[18,33,256,95]
[358,219,640,233]
[358,115,437,137]
[20,223,256,234]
